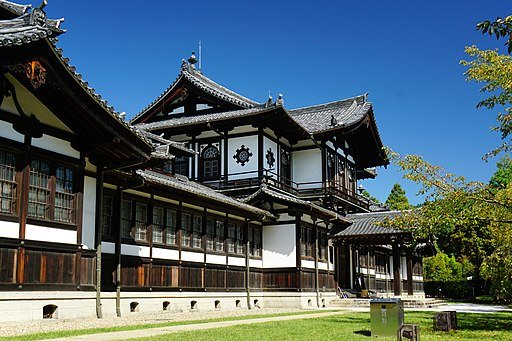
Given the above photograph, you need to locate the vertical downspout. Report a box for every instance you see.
[245,219,251,309]
[95,165,104,319]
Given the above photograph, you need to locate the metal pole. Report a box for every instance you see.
[245,219,251,309]
[95,166,104,319]
[314,224,320,308]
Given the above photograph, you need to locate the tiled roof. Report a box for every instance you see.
[137,170,274,219]
[135,106,272,131]
[0,4,64,47]
[131,62,261,123]
[0,0,30,16]
[135,128,196,156]
[289,94,371,133]
[334,211,405,237]
[242,185,350,224]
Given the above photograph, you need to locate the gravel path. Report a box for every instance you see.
[0,308,305,338]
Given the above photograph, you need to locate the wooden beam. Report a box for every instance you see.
[392,242,401,296]
[406,248,414,295]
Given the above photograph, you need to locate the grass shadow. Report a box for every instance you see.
[354,330,371,337]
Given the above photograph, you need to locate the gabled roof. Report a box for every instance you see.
[289,94,370,134]
[136,106,272,131]
[137,170,274,219]
[0,3,64,47]
[243,185,350,225]
[333,211,406,238]
[131,62,261,124]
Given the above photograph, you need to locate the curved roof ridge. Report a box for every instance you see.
[289,93,368,115]
[0,0,31,16]
[182,65,260,108]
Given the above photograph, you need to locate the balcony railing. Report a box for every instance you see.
[200,169,372,211]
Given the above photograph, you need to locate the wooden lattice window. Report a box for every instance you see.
[134,202,147,241]
[0,150,16,215]
[174,156,189,177]
[165,208,177,245]
[152,206,165,244]
[121,199,132,238]
[214,220,225,252]
[227,222,244,255]
[205,218,214,251]
[248,226,262,258]
[200,145,220,180]
[102,192,114,237]
[192,214,202,248]
[181,212,192,247]
[318,231,328,261]
[28,159,50,220]
[54,166,75,223]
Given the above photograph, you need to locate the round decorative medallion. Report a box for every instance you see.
[233,145,253,166]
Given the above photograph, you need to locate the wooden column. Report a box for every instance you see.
[406,248,414,295]
[190,136,196,180]
[115,187,122,317]
[314,224,320,307]
[95,166,104,319]
[392,242,401,296]
[223,131,228,185]
[75,153,86,289]
[16,134,31,287]
[295,213,302,291]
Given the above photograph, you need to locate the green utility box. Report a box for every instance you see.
[370,298,404,337]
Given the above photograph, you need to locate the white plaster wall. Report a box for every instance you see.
[121,244,150,258]
[228,257,245,267]
[263,136,277,171]
[262,224,296,268]
[0,121,24,143]
[182,251,204,263]
[227,135,258,180]
[101,242,115,254]
[301,259,315,269]
[249,259,263,268]
[277,213,294,222]
[152,247,179,260]
[206,253,225,265]
[25,225,77,244]
[81,176,96,250]
[31,134,79,159]
[292,149,322,189]
[0,221,19,239]
[318,262,328,270]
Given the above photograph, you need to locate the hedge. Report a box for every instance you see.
[424,280,488,299]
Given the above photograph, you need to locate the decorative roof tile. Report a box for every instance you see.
[131,62,261,123]
[137,170,274,219]
[289,94,371,133]
[0,0,30,16]
[334,211,406,237]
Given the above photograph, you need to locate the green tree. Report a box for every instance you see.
[385,183,412,210]
[476,16,512,54]
[423,252,468,282]
[361,189,380,204]
[490,155,512,189]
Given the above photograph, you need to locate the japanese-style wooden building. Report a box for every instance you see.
[0,1,424,322]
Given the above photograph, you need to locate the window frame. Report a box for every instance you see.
[199,143,221,181]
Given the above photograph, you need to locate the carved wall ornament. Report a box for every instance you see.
[11,60,47,89]
[233,145,252,166]
[266,148,275,169]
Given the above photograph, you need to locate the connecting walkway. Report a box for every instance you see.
[44,311,345,341]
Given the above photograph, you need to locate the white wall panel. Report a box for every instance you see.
[121,244,150,258]
[182,251,204,263]
[206,253,226,265]
[262,224,296,268]
[101,242,115,254]
[263,136,278,171]
[301,259,315,269]
[227,136,258,180]
[31,134,79,159]
[81,176,96,250]
[249,259,263,268]
[292,149,322,188]
[318,262,328,270]
[0,121,24,143]
[228,256,245,267]
[152,247,179,260]
[25,225,77,244]
[0,221,18,239]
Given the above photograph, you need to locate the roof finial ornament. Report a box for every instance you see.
[266,90,273,107]
[39,0,47,11]
[277,93,284,106]
[330,115,338,127]
[188,52,197,69]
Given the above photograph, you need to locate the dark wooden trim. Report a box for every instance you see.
[227,130,258,139]
[262,220,295,226]
[257,127,263,178]
[406,248,413,295]
[295,213,302,291]
[223,131,228,185]
[321,141,326,187]
[392,242,401,296]
[190,138,196,180]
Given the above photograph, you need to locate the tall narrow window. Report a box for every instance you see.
[280,150,291,187]
[0,151,16,214]
[134,202,147,241]
[253,227,262,257]
[174,156,189,177]
[121,199,132,238]
[102,193,114,238]
[181,212,192,247]
[153,206,165,244]
[205,218,214,251]
[165,208,177,245]
[227,222,236,254]
[28,159,50,219]
[214,220,225,252]
[227,222,244,255]
[236,222,244,255]
[55,166,75,223]
[192,214,202,248]
[200,145,220,180]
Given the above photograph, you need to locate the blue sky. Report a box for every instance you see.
[38,0,509,204]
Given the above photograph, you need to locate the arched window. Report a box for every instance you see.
[200,145,220,180]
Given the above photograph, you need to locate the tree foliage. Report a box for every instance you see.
[476,16,512,54]
[423,252,474,282]
[489,155,512,189]
[385,183,412,210]
[361,189,380,204]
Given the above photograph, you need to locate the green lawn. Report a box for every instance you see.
[0,311,326,341]
[133,311,512,341]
